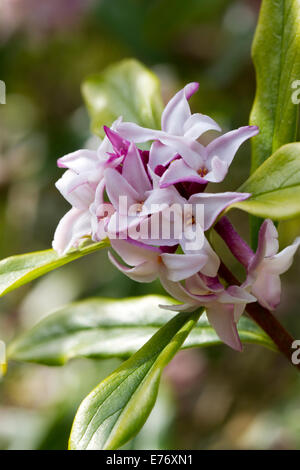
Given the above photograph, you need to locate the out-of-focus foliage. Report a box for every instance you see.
[82,59,163,136]
[8,296,274,365]
[1,0,300,450]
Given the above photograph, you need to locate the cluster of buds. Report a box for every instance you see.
[53,83,300,351]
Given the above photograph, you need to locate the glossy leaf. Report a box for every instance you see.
[0,240,109,297]
[69,309,200,450]
[249,0,300,245]
[231,143,300,220]
[8,295,275,366]
[250,0,300,170]
[82,59,163,137]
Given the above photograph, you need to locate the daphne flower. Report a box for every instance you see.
[116,82,221,172]
[138,189,250,277]
[53,156,101,254]
[89,181,115,242]
[117,82,220,149]
[52,206,92,255]
[108,239,209,283]
[116,83,259,185]
[244,219,300,310]
[183,191,251,248]
[160,273,256,351]
[180,192,251,276]
[105,140,186,237]
[52,119,122,254]
[158,126,259,187]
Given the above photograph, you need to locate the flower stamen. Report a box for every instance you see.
[198,167,208,177]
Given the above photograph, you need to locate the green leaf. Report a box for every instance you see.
[250,0,300,170]
[82,59,163,137]
[68,309,200,450]
[249,0,300,245]
[8,295,275,366]
[230,143,300,220]
[0,240,109,298]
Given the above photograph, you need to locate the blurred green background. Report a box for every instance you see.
[0,0,300,450]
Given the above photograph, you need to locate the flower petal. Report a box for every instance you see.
[122,143,152,197]
[161,83,198,135]
[207,156,228,182]
[189,192,251,230]
[206,125,259,168]
[52,208,91,255]
[206,304,242,351]
[185,273,223,294]
[108,252,158,283]
[160,274,201,306]
[57,149,98,172]
[103,126,130,154]
[135,212,180,247]
[264,238,300,275]
[161,252,208,281]
[90,180,113,240]
[181,236,220,277]
[183,113,221,139]
[160,158,206,188]
[107,212,146,238]
[105,168,139,211]
[200,240,221,277]
[55,170,95,209]
[90,203,113,242]
[148,141,177,171]
[144,185,185,213]
[251,271,281,310]
[159,135,205,169]
[159,302,197,313]
[224,285,256,303]
[117,121,161,142]
[110,238,159,265]
[250,219,279,271]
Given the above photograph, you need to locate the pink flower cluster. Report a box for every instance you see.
[53,83,299,350]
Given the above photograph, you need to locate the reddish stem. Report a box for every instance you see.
[215,216,254,267]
